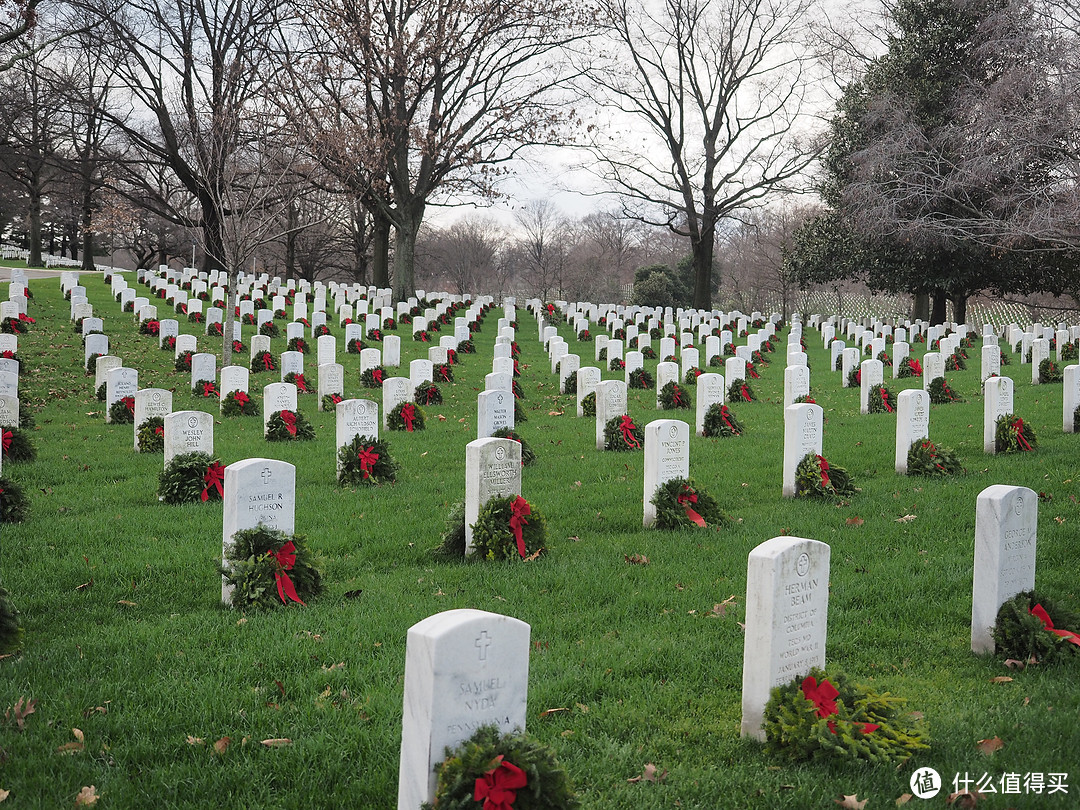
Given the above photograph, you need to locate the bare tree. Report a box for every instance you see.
[584,0,820,309]
[420,217,505,296]
[515,199,572,299]
[721,203,811,317]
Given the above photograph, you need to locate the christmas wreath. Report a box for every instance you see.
[745,361,760,379]
[0,427,34,463]
[562,374,577,395]
[447,348,458,366]
[471,495,547,561]
[347,338,365,354]
[388,401,425,431]
[286,337,309,354]
[597,347,607,361]
[175,350,193,372]
[1038,358,1063,383]
[435,501,468,558]
[221,526,323,609]
[722,342,736,356]
[650,478,721,529]
[609,357,625,372]
[628,368,654,390]
[1061,341,1078,361]
[158,452,227,504]
[867,384,895,414]
[683,366,703,385]
[175,302,188,315]
[511,379,524,400]
[708,354,722,367]
[295,317,310,327]
[846,367,861,387]
[284,372,311,393]
[577,328,592,341]
[492,428,536,466]
[580,391,596,417]
[752,349,769,367]
[793,394,816,405]
[995,413,1037,453]
[413,329,431,342]
[642,346,657,359]
[457,339,476,354]
[0,477,29,522]
[0,585,22,653]
[928,377,963,404]
[414,381,443,406]
[658,381,692,410]
[266,409,315,441]
[423,724,578,810]
[313,324,331,338]
[85,352,102,375]
[337,435,398,486]
[161,335,176,351]
[907,440,963,476]
[514,399,528,424]
[109,396,136,424]
[96,382,106,401]
[383,317,397,331]
[321,392,343,411]
[188,310,204,323]
[366,328,383,342]
[650,326,662,339]
[702,403,743,437]
[259,321,280,338]
[139,319,160,336]
[992,591,1080,664]
[123,301,134,313]
[208,322,223,337]
[603,414,643,451]
[876,350,892,368]
[196,379,219,398]
[275,309,287,320]
[613,327,626,340]
[241,313,256,326]
[73,317,86,333]
[728,379,756,402]
[945,352,966,371]
[763,667,929,764]
[137,417,165,453]
[897,358,922,378]
[222,389,257,417]
[795,453,856,498]
[360,366,386,388]
[251,351,277,373]
[434,363,454,383]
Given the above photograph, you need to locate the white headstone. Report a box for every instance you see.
[336,399,380,471]
[1064,364,1080,434]
[923,352,943,389]
[134,388,173,450]
[164,410,214,466]
[983,375,1014,454]
[895,389,930,474]
[220,365,250,400]
[318,363,345,410]
[105,367,138,423]
[595,379,628,451]
[782,365,810,408]
[859,359,883,414]
[642,419,690,527]
[477,390,514,438]
[576,367,601,417]
[464,438,522,553]
[695,372,724,436]
[782,403,823,498]
[262,382,298,435]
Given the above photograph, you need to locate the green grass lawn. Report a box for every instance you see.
[1,275,1078,808]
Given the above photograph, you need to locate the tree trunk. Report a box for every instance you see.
[222,267,238,369]
[691,227,715,310]
[371,209,391,289]
[392,203,423,304]
[81,184,95,271]
[200,193,227,275]
[930,290,948,325]
[912,292,930,321]
[28,192,42,266]
[952,294,967,326]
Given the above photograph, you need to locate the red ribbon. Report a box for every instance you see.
[19,313,33,323]
[1,430,10,453]
[1011,417,1032,451]
[203,382,217,397]
[546,303,554,316]
[146,321,159,334]
[816,454,831,489]
[294,375,308,392]
[358,446,379,479]
[747,362,759,379]
[1031,604,1080,646]
[881,388,893,412]
[0,351,12,358]
[740,383,751,401]
[803,676,879,736]
[124,397,135,414]
[262,354,274,370]
[271,541,306,606]
[373,369,384,384]
[424,386,437,404]
[439,366,450,381]
[280,410,297,436]
[154,426,164,437]
[201,462,225,501]
[474,756,527,810]
[677,487,706,527]
[619,415,640,448]
[720,405,734,431]
[509,496,531,558]
[672,385,684,406]
[234,391,250,407]
[401,403,416,431]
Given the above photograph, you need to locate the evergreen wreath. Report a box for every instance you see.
[580,391,596,417]
[609,357,625,371]
[650,478,722,529]
[795,453,856,498]
[658,381,692,410]
[423,724,579,810]
[251,351,277,373]
[0,426,33,463]
[708,354,722,367]
[867,384,895,414]
[196,379,219,398]
[388,401,425,431]
[999,348,1010,365]
[284,372,311,393]
[161,335,177,352]
[928,377,963,404]
[642,346,657,359]
[286,337,309,354]
[321,392,344,411]
[763,667,929,765]
[73,316,86,333]
[752,349,769,367]
[1061,341,1078,361]
[415,381,443,406]
[222,389,257,417]
[876,350,892,368]
[722,342,736,356]
[435,362,454,383]
[945,351,966,371]
[846,367,861,387]
[347,338,365,354]
[447,348,458,366]
[158,452,227,504]
[1074,404,1080,433]
[266,409,315,441]
[613,327,626,340]
[995,413,1037,452]
[603,414,644,451]
[109,396,136,424]
[175,350,193,372]
[136,417,165,453]
[259,321,280,338]
[313,324,331,338]
[188,311,204,323]
[683,366,703,385]
[0,584,22,654]
[241,313,256,326]
[366,327,383,342]
[562,373,576,395]
[628,368,654,390]
[276,309,288,320]
[906,440,963,477]
[514,398,527,424]
[597,347,607,361]
[792,394,815,405]
[382,317,396,331]
[139,319,160,335]
[0,477,29,523]
[992,591,1080,665]
[511,379,524,399]
[492,428,536,466]
[577,328,592,341]
[435,500,468,558]
[337,435,398,486]
[471,495,547,561]
[1038,358,1064,383]
[702,403,743,437]
[221,525,323,610]
[175,302,188,315]
[231,338,245,354]
[897,358,922,378]
[728,379,756,402]
[207,322,223,337]
[457,339,476,354]
[85,352,103,375]
[360,366,386,388]
[96,381,106,401]
[745,362,760,380]
[413,329,431,342]
[650,326,663,339]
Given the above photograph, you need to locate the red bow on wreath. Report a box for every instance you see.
[677,486,706,527]
[262,354,275,370]
[880,388,893,412]
[801,675,879,736]
[1030,603,1080,647]
[1,429,10,453]
[154,425,164,437]
[146,321,159,334]
[910,359,922,375]
[372,369,384,384]
[19,313,33,324]
[720,405,735,431]
[509,496,531,558]
[672,386,684,406]
[438,366,449,381]
[201,462,225,501]
[401,402,416,431]
[234,391,250,407]
[203,382,217,397]
[358,446,379,480]
[816,454,831,489]
[294,375,308,392]
[271,541,306,606]
[280,410,297,436]
[474,756,528,810]
[619,415,640,448]
[1011,417,1032,451]
[740,383,751,401]
[747,362,760,379]
[124,397,135,414]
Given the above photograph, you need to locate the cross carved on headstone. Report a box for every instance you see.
[261,467,272,484]
[474,630,493,661]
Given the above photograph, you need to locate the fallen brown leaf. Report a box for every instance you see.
[624,554,649,565]
[72,728,84,743]
[186,736,204,745]
[1054,516,1065,524]
[895,514,917,523]
[74,785,99,806]
[5,697,36,731]
[845,516,864,526]
[947,789,982,808]
[116,600,137,607]
[835,795,868,810]
[1003,658,1026,670]
[260,738,292,748]
[627,763,667,783]
[989,676,1013,684]
[213,736,230,755]
[322,662,345,672]
[538,707,569,719]
[896,793,913,805]
[547,410,564,416]
[55,742,84,755]
[976,736,1003,755]
[0,787,8,802]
